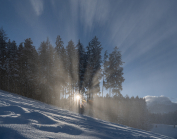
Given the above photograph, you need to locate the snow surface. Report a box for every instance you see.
[151,124,177,139]
[0,90,173,139]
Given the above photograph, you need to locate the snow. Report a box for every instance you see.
[144,95,177,113]
[151,124,177,139]
[0,90,174,139]
[144,96,172,106]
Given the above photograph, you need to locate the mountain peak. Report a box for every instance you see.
[144,95,177,113]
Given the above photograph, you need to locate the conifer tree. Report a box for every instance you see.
[38,38,53,103]
[54,35,65,105]
[104,46,124,96]
[17,42,25,96]
[76,40,86,94]
[66,40,78,109]
[23,38,38,98]
[6,40,18,93]
[0,28,8,90]
[66,40,77,88]
[86,36,103,101]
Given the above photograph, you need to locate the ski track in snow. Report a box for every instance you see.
[0,90,174,139]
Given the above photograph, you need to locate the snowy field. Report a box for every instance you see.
[0,90,173,139]
[151,124,177,139]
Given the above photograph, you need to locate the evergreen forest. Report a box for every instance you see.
[2,27,176,131]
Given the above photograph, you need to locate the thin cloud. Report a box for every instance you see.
[70,0,110,34]
[30,0,44,16]
[109,1,177,67]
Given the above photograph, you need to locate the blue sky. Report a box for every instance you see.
[1,0,177,102]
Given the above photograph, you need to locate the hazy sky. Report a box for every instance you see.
[1,0,177,102]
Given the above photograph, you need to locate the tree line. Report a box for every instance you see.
[0,27,124,104]
[90,95,151,130]
[0,27,152,131]
[149,110,177,125]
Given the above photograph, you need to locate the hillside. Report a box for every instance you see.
[151,124,177,139]
[0,90,173,139]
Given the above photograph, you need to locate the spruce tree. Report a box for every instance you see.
[104,46,124,96]
[76,40,86,94]
[23,38,38,98]
[17,43,25,96]
[38,38,54,103]
[66,40,77,109]
[6,40,18,93]
[86,36,103,101]
[0,28,8,90]
[54,35,65,106]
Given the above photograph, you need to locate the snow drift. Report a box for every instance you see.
[0,90,173,139]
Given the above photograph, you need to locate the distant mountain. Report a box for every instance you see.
[144,96,177,113]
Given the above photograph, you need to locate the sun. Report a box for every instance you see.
[76,95,80,100]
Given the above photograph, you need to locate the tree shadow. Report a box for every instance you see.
[0,126,27,139]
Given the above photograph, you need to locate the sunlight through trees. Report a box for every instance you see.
[0,27,153,130]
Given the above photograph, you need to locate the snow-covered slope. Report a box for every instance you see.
[151,124,177,139]
[0,90,173,139]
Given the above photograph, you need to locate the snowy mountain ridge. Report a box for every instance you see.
[0,90,173,139]
[144,96,177,113]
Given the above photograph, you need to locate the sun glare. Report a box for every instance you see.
[76,95,80,100]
